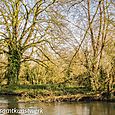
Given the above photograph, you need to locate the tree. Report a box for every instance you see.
[63,0,115,91]
[0,0,64,85]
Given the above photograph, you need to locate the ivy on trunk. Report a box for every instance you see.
[5,45,22,85]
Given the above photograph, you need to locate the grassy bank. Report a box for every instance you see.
[0,84,115,102]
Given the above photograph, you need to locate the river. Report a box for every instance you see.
[0,96,115,115]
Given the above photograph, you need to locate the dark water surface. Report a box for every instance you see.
[0,96,115,115]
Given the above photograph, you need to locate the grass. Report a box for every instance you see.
[0,84,90,97]
[0,84,115,102]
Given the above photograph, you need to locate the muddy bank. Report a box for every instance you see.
[39,94,115,102]
[0,91,115,103]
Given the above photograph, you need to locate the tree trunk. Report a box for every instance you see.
[5,47,22,85]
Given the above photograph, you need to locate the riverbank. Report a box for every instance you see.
[0,84,115,103]
[0,92,115,103]
[37,94,115,103]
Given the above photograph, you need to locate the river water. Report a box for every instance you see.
[0,96,115,115]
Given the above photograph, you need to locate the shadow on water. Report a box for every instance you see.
[0,96,20,115]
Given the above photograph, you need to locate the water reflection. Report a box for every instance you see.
[0,96,115,115]
[0,96,20,115]
[7,96,20,115]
